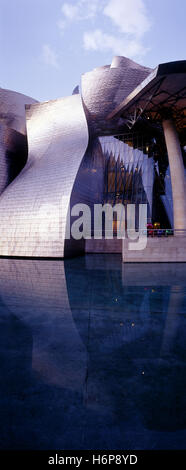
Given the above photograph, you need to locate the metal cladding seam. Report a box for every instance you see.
[0,94,89,257]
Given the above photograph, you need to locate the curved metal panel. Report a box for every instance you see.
[0,88,37,135]
[0,89,37,198]
[81,56,152,136]
[0,94,89,257]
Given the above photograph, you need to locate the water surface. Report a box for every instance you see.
[0,255,186,449]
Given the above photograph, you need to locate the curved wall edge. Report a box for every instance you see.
[0,94,89,257]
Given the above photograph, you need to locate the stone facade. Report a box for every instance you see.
[123,236,186,262]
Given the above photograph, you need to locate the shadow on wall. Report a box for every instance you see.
[0,126,28,196]
[65,137,105,255]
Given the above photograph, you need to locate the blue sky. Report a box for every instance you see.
[0,0,185,102]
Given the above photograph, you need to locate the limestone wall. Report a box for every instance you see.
[123,236,186,262]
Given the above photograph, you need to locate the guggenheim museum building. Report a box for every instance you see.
[0,55,185,261]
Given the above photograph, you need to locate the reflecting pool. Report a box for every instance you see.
[0,255,186,450]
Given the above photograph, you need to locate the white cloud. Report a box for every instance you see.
[104,0,151,37]
[61,3,79,20]
[60,0,100,23]
[58,0,152,59]
[83,29,149,58]
[42,44,59,69]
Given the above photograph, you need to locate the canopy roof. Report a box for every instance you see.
[107,61,186,141]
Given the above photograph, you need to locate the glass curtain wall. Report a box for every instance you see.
[99,134,154,231]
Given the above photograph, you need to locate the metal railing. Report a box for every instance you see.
[88,228,186,239]
[126,228,186,238]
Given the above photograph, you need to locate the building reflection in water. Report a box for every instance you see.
[0,256,186,449]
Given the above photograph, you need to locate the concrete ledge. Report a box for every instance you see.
[123,236,186,262]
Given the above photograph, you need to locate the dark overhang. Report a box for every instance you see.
[107,60,186,136]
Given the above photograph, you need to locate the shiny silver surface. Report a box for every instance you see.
[0,88,37,201]
[0,87,37,135]
[81,55,152,136]
[0,95,89,257]
[0,56,183,258]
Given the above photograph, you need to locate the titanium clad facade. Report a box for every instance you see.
[0,94,89,257]
[0,89,37,198]
[0,88,37,135]
[81,56,152,136]
[0,56,185,257]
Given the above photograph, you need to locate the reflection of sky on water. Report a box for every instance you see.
[0,255,186,450]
